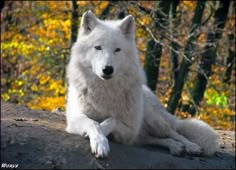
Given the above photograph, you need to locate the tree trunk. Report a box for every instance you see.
[223,34,235,84]
[144,39,162,91]
[70,0,79,47]
[116,1,126,19]
[189,0,230,115]
[169,0,180,87]
[0,0,5,12]
[117,3,125,19]
[167,0,206,114]
[100,2,112,19]
[66,0,79,84]
[144,1,171,92]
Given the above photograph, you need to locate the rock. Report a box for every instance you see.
[1,102,235,169]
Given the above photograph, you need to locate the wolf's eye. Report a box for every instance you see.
[115,48,121,52]
[95,46,102,50]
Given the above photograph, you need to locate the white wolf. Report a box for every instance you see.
[66,10,218,158]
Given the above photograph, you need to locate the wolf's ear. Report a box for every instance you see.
[119,15,135,39]
[80,10,98,34]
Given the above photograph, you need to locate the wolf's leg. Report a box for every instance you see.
[66,85,109,158]
[168,130,202,155]
[100,117,116,136]
[66,116,109,158]
[100,117,139,144]
[145,136,185,156]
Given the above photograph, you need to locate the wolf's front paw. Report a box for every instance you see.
[170,142,185,156]
[90,135,110,158]
[185,143,202,155]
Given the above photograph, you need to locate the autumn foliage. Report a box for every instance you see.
[1,1,235,130]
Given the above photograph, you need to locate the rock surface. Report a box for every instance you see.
[1,102,235,169]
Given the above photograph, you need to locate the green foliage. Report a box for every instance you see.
[205,90,228,107]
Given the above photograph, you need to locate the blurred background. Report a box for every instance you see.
[1,1,235,130]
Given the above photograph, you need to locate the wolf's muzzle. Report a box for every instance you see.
[102,66,113,76]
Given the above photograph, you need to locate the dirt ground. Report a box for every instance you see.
[1,101,235,169]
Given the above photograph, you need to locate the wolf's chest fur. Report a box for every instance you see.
[78,73,141,121]
[87,77,131,111]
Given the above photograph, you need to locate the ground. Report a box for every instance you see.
[1,101,235,169]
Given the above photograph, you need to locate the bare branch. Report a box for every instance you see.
[130,1,152,15]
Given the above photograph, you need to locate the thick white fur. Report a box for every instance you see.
[66,10,218,158]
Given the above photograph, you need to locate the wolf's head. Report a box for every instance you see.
[72,10,137,80]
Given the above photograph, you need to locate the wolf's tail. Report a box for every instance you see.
[176,118,218,156]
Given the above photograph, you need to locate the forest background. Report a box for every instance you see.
[1,1,235,130]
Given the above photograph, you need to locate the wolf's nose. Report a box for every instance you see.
[102,66,113,75]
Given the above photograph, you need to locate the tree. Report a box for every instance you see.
[223,1,235,84]
[223,33,235,84]
[99,2,112,19]
[70,0,79,47]
[169,0,180,87]
[144,39,162,91]
[189,0,230,115]
[117,2,126,19]
[144,1,171,92]
[0,0,5,12]
[167,0,207,114]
